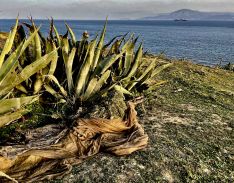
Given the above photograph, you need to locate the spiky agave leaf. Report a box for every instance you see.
[75,39,96,98]
[15,25,28,66]
[0,41,24,85]
[76,36,89,65]
[29,18,42,60]
[34,31,42,60]
[108,39,123,55]
[49,18,54,40]
[122,37,136,76]
[53,24,61,47]
[81,78,98,101]
[0,109,28,128]
[0,95,38,128]
[121,34,134,51]
[92,18,107,71]
[0,18,18,68]
[14,25,26,47]
[65,23,76,46]
[44,75,68,97]
[145,80,168,92]
[149,62,173,79]
[64,48,76,94]
[137,69,154,87]
[127,59,156,91]
[137,62,173,87]
[102,34,123,54]
[123,43,143,81]
[92,51,124,77]
[82,70,111,101]
[138,63,173,91]
[0,95,38,114]
[29,20,44,95]
[0,49,58,96]
[47,40,58,75]
[33,73,43,94]
[44,84,64,99]
[15,84,28,94]
[46,39,55,54]
[61,34,69,55]
[22,22,42,62]
[0,28,40,86]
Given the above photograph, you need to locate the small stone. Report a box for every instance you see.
[175,88,183,92]
[203,168,210,174]
[138,164,145,169]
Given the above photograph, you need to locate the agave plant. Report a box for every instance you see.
[0,18,172,126]
[40,20,172,105]
[0,19,58,128]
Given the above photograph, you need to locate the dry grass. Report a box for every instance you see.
[49,59,234,183]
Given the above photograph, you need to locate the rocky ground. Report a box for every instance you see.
[47,60,233,183]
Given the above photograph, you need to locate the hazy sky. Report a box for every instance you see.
[0,0,234,19]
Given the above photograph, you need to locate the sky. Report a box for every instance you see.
[0,0,234,19]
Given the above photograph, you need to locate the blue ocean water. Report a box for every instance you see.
[0,19,234,66]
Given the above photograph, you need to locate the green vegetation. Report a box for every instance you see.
[0,19,233,182]
[0,18,170,129]
[0,19,57,128]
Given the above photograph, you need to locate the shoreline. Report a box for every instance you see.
[0,31,232,68]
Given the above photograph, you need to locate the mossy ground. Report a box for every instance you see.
[46,59,233,183]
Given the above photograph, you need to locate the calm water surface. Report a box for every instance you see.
[1,19,234,66]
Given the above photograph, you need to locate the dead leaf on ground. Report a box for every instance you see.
[0,102,148,182]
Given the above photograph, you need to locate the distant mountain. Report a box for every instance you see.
[141,9,234,21]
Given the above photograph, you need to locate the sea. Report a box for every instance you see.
[0,19,234,66]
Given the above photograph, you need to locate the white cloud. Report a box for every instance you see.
[0,0,234,19]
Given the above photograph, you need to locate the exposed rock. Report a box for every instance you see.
[83,91,127,119]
